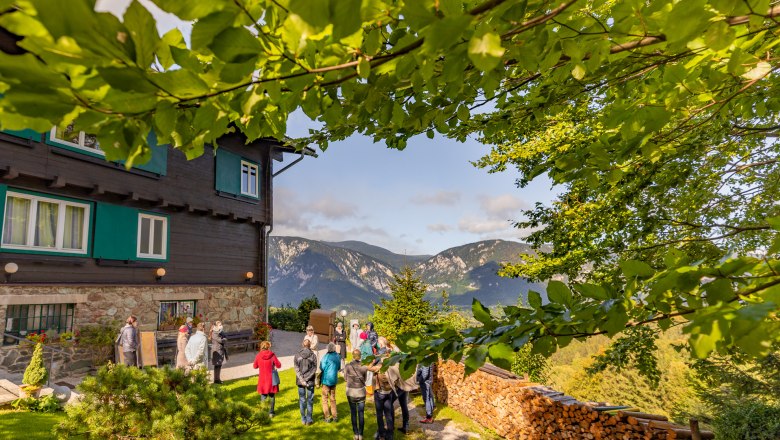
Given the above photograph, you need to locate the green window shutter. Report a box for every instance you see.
[93,203,138,260]
[0,184,7,228]
[134,131,168,176]
[215,148,241,195]
[1,129,40,142]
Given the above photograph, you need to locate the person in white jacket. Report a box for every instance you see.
[185,322,208,371]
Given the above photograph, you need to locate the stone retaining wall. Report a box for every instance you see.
[0,343,94,377]
[0,284,265,375]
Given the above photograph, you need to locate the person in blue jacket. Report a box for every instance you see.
[320,342,341,423]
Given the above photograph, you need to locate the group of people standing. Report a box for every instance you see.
[118,314,229,384]
[252,320,436,440]
[174,318,229,382]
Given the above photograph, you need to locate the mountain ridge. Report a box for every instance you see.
[268,236,546,312]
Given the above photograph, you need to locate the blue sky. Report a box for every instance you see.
[98,0,559,255]
[275,112,558,255]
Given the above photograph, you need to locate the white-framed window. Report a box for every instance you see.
[1,191,90,254]
[240,160,259,197]
[137,213,167,259]
[49,125,102,155]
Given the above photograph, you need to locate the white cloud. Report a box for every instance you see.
[410,191,461,205]
[309,196,358,219]
[427,223,452,233]
[479,194,528,218]
[458,217,514,234]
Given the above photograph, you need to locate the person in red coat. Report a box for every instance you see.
[253,340,282,418]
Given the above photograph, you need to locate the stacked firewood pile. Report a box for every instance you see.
[433,361,714,439]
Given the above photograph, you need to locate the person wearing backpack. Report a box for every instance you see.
[345,349,369,440]
[369,350,397,440]
[319,342,341,423]
[294,339,318,425]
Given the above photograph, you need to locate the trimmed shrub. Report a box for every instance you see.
[22,342,48,387]
[55,363,269,439]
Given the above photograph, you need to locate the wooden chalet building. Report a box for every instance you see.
[0,125,308,369]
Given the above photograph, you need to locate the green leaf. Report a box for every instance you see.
[704,279,735,304]
[546,280,572,306]
[528,290,542,309]
[123,0,159,68]
[423,15,471,52]
[464,345,488,374]
[191,11,237,51]
[468,32,504,72]
[471,299,496,329]
[689,320,723,359]
[573,283,609,300]
[357,58,371,79]
[330,0,362,40]
[620,260,655,278]
[149,0,228,20]
[152,70,210,98]
[571,63,586,80]
[208,27,262,63]
[487,343,514,371]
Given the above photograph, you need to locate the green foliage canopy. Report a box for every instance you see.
[1,0,780,372]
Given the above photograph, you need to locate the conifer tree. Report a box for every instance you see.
[22,342,48,388]
[372,267,433,344]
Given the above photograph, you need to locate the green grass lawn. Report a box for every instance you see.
[0,368,492,440]
[0,369,384,439]
[224,368,380,439]
[0,409,63,439]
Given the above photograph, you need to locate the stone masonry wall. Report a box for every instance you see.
[0,284,265,376]
[433,360,680,440]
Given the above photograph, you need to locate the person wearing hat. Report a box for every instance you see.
[185,316,194,335]
[359,332,373,360]
[349,319,361,351]
[175,323,189,369]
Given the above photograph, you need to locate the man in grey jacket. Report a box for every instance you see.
[294,339,318,425]
[118,315,140,367]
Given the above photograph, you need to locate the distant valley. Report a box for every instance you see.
[268,236,547,313]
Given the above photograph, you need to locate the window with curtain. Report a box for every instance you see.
[137,213,167,259]
[1,191,90,254]
[50,125,102,154]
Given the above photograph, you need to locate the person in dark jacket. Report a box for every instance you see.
[320,342,341,422]
[345,349,369,440]
[254,340,281,417]
[294,339,318,425]
[334,321,347,365]
[368,349,396,440]
[417,363,435,423]
[365,322,378,353]
[209,321,229,384]
[118,315,140,367]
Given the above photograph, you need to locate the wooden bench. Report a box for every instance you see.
[154,330,256,366]
[222,329,256,352]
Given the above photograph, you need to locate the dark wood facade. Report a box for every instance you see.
[0,129,290,285]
